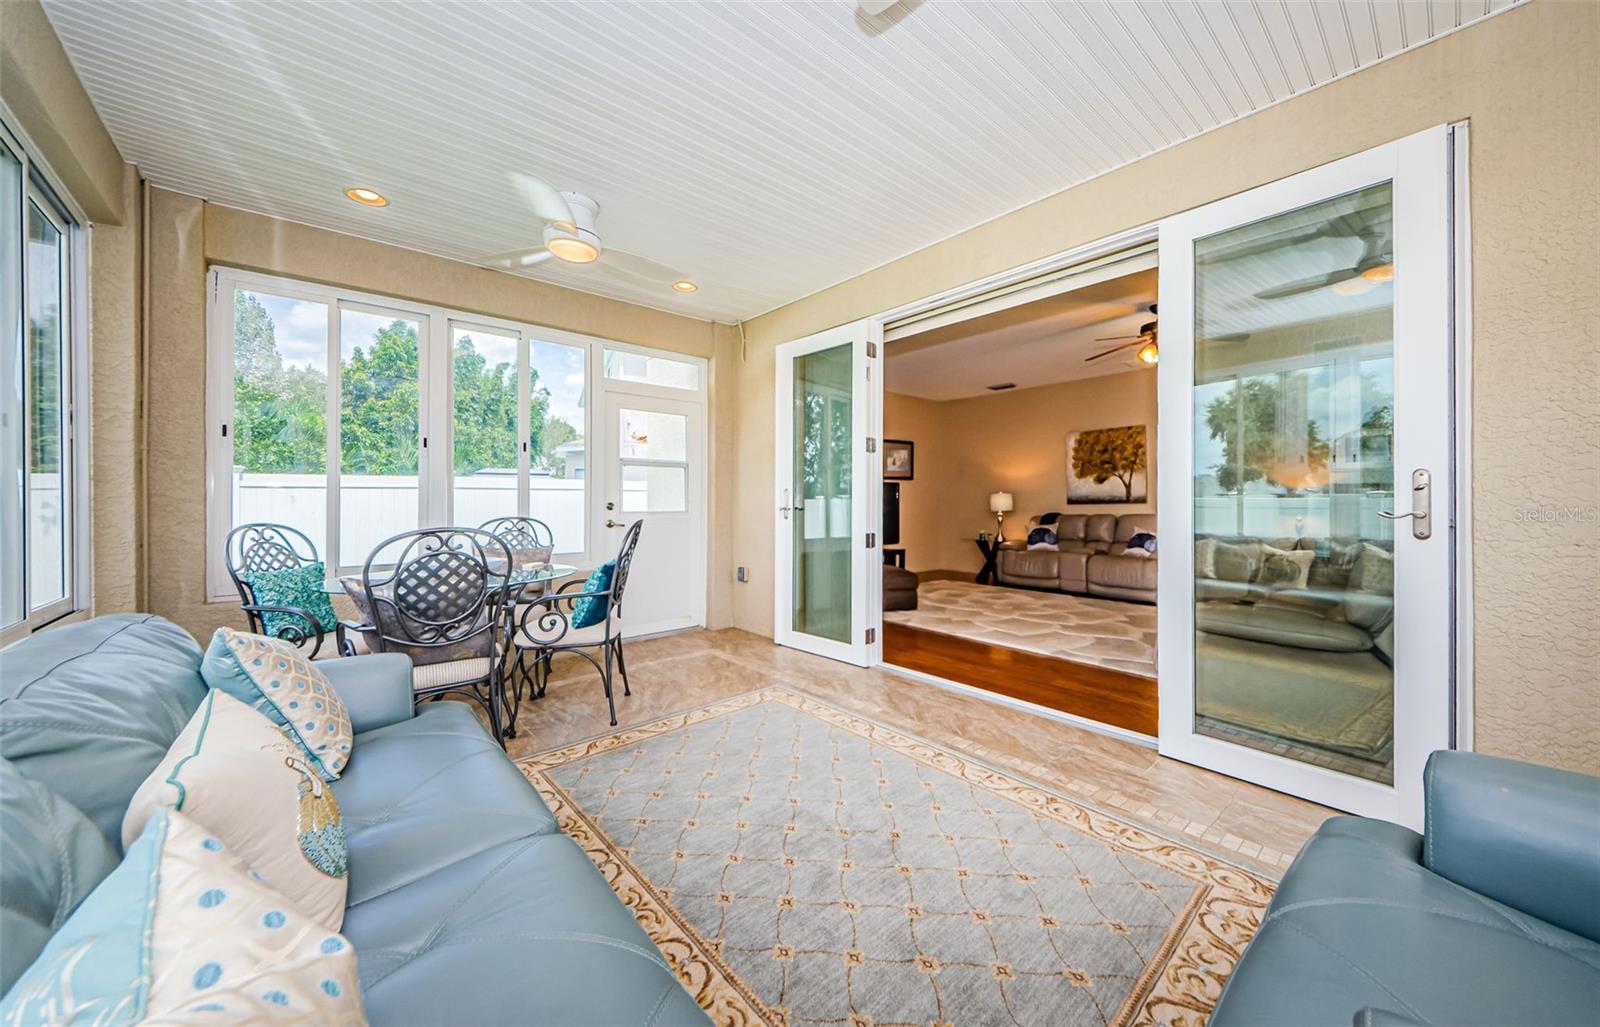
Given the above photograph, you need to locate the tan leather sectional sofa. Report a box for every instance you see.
[996,513,1157,602]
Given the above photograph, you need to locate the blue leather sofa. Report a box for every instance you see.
[0,614,710,1026]
[1212,750,1600,1026]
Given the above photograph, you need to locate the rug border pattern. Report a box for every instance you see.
[519,687,1274,1027]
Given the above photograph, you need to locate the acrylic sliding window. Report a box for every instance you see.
[1,118,85,645]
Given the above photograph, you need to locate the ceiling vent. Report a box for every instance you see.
[986,382,1017,391]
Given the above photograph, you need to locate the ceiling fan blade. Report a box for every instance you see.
[510,171,574,225]
[480,247,555,270]
[1085,340,1141,362]
[1255,267,1359,300]
[598,247,686,286]
[1093,334,1138,342]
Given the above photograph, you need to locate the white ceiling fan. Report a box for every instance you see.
[479,172,696,292]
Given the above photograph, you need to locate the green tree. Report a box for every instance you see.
[1205,377,1326,493]
[340,320,419,474]
[451,336,518,475]
[232,292,324,473]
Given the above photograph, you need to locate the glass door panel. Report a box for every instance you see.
[0,141,23,628]
[338,307,422,567]
[1192,182,1396,784]
[791,342,853,644]
[530,338,585,554]
[1158,126,1453,826]
[450,324,520,526]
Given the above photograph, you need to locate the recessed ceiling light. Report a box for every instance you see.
[344,186,388,207]
[672,280,698,293]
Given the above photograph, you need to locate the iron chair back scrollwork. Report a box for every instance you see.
[348,527,514,745]
[507,519,643,730]
[224,522,341,659]
[477,516,554,557]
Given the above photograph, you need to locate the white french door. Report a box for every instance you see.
[773,319,881,667]
[595,390,705,637]
[1157,125,1457,828]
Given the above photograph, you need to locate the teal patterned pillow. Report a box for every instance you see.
[570,562,615,629]
[249,562,339,641]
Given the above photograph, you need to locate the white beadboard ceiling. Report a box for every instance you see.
[44,0,1516,323]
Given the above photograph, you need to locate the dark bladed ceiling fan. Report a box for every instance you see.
[1087,304,1161,366]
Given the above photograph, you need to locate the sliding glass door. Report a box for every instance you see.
[774,319,880,666]
[1157,126,1455,827]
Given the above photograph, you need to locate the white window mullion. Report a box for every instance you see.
[325,301,342,572]
[517,330,530,518]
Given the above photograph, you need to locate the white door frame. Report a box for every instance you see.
[773,320,881,666]
[1157,124,1457,828]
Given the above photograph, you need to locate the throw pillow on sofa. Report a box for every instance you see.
[1257,545,1314,590]
[0,808,364,1026]
[122,689,348,931]
[201,629,352,781]
[1342,543,1395,630]
[1194,537,1218,579]
[1026,526,1059,551]
[247,563,339,643]
[1212,540,1260,583]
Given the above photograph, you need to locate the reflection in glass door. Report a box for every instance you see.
[1158,127,1455,826]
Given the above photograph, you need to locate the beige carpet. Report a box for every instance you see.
[885,580,1158,679]
[521,688,1275,1027]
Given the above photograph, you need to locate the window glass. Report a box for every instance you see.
[25,197,66,610]
[338,308,421,567]
[603,348,699,391]
[0,141,22,627]
[451,325,519,527]
[621,464,686,512]
[530,338,585,552]
[230,289,329,559]
[618,408,687,462]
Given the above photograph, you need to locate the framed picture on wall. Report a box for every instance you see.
[1067,424,1147,503]
[883,439,914,480]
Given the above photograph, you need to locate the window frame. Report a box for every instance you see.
[0,110,91,648]
[205,266,706,603]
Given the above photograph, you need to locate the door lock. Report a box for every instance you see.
[1378,468,1432,540]
[605,501,615,511]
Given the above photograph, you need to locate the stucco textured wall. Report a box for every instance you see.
[736,1,1599,774]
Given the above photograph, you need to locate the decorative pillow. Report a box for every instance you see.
[1026,526,1059,550]
[248,563,339,642]
[1342,543,1395,630]
[0,809,364,1027]
[1212,541,1260,583]
[1256,545,1314,590]
[1126,531,1157,553]
[122,690,347,931]
[1193,538,1217,579]
[570,562,615,629]
[338,577,494,668]
[201,629,351,781]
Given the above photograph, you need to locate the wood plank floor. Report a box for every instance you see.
[882,622,1158,736]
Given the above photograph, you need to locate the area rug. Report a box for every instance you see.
[884,580,1158,678]
[518,688,1274,1027]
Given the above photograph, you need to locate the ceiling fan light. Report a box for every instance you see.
[672,280,698,293]
[1137,341,1160,365]
[1331,275,1377,296]
[546,235,599,263]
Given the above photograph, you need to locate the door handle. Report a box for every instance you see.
[780,489,801,519]
[1378,468,1431,540]
[605,519,623,529]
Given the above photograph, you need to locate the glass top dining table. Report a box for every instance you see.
[322,563,579,595]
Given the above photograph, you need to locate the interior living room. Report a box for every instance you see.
[2,2,1597,1027]
[880,262,1163,736]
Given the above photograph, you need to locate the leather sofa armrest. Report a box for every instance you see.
[997,540,1025,551]
[1423,750,1600,942]
[1353,1009,1428,1027]
[318,653,416,733]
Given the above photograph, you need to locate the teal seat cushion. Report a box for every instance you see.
[0,759,122,995]
[248,562,339,640]
[570,561,614,629]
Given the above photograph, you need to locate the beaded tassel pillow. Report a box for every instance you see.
[569,561,615,629]
[201,628,352,781]
[122,689,347,931]
[247,562,340,643]
[0,808,365,1026]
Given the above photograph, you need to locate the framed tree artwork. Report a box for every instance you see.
[883,439,914,480]
[1067,424,1147,503]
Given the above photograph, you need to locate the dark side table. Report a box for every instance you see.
[975,536,1001,585]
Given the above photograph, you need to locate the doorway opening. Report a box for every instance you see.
[879,255,1161,736]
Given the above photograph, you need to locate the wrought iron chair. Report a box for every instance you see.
[479,516,558,717]
[224,523,344,660]
[507,520,642,730]
[340,527,514,746]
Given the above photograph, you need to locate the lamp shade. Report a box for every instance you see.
[989,492,1014,514]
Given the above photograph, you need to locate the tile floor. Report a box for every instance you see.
[495,628,1337,875]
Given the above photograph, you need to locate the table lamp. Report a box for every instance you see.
[989,492,1014,544]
